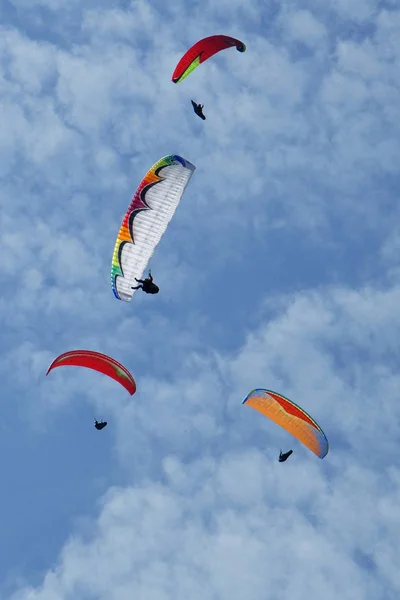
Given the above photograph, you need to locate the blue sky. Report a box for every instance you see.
[0,0,400,598]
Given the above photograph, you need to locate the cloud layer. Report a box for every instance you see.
[0,0,399,598]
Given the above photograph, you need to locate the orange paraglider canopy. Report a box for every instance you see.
[243,389,328,458]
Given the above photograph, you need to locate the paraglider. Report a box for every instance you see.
[46,350,136,396]
[279,449,293,462]
[191,100,206,120]
[131,270,159,294]
[111,154,195,302]
[242,389,328,459]
[172,35,246,83]
[94,420,108,431]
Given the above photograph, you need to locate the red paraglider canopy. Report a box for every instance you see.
[46,350,136,395]
[172,34,246,83]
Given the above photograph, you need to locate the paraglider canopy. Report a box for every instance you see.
[242,389,328,459]
[172,35,246,83]
[46,350,136,395]
[111,155,195,302]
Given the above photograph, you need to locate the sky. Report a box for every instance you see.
[0,0,399,598]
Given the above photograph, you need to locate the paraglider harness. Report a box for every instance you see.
[279,449,293,462]
[191,100,206,120]
[132,271,159,294]
[94,420,107,431]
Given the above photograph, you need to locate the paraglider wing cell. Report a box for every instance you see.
[46,350,136,395]
[172,35,246,83]
[242,389,328,458]
[111,155,195,302]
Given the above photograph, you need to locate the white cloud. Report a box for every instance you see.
[8,280,400,598]
[329,0,377,22]
[280,9,328,48]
